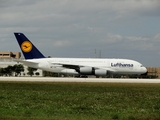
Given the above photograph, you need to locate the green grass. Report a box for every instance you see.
[0,82,160,120]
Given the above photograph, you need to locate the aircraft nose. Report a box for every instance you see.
[141,67,148,75]
[144,67,147,72]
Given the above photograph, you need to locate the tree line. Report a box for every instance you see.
[0,64,38,77]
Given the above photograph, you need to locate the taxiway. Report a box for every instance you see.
[0,77,160,83]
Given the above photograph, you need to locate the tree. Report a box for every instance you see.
[0,68,6,76]
[27,67,37,76]
[5,65,14,76]
[1,65,16,76]
[13,64,24,76]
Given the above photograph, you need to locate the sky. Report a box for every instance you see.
[0,0,160,67]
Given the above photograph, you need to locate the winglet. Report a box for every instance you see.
[14,33,45,59]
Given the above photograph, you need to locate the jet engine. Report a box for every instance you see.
[78,67,107,76]
[78,67,94,74]
[94,69,107,76]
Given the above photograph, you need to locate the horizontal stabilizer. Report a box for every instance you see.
[14,59,38,67]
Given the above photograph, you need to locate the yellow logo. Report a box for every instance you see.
[21,41,32,52]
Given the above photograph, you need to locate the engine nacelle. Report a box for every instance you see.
[78,67,107,76]
[61,69,79,75]
[95,69,107,76]
[79,67,94,74]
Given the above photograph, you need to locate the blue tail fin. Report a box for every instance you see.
[14,33,45,59]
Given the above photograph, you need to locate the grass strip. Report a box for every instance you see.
[0,81,160,120]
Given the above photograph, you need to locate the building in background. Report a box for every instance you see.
[147,67,160,79]
[0,52,21,59]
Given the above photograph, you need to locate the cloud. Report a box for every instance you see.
[53,40,71,47]
[154,33,160,40]
[125,36,149,41]
[102,33,123,43]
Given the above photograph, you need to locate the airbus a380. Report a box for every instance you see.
[14,33,147,77]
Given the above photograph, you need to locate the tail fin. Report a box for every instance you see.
[14,33,45,59]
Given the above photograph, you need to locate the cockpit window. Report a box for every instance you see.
[140,65,143,67]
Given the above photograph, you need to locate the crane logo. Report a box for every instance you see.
[21,41,32,52]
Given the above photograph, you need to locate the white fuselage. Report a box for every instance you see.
[23,58,147,76]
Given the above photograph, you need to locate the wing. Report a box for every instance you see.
[50,62,81,72]
[50,62,116,75]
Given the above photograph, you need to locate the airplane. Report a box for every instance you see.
[14,33,147,77]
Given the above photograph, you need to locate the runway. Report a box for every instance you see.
[0,77,160,83]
